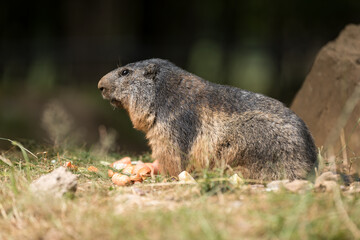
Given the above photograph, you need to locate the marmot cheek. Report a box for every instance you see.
[101,90,111,100]
[111,94,128,109]
[110,98,122,108]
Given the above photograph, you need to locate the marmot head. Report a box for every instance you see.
[98,58,176,131]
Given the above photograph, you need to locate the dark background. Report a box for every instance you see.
[1,0,360,152]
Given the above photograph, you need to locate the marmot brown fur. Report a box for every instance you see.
[98,58,317,180]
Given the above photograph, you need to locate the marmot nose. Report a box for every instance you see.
[98,78,107,92]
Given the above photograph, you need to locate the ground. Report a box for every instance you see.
[1,143,360,240]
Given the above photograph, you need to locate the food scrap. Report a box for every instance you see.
[64,161,78,171]
[109,157,160,186]
[87,166,98,172]
[65,157,200,187]
[112,173,132,186]
[108,169,114,177]
[111,157,131,170]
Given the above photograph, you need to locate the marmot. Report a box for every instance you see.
[98,58,317,180]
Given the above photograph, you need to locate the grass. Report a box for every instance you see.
[1,143,360,240]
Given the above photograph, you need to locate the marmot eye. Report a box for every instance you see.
[120,69,129,76]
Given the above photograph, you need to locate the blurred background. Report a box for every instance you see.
[1,0,360,153]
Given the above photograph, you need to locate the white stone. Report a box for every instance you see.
[30,167,77,198]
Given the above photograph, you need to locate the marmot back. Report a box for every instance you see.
[98,58,317,180]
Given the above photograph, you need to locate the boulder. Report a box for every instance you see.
[291,24,360,166]
[284,180,313,193]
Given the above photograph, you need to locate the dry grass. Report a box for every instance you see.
[1,145,360,240]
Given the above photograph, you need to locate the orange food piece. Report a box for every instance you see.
[144,163,155,176]
[130,173,143,182]
[112,173,131,186]
[107,159,160,185]
[133,163,146,174]
[64,161,78,171]
[108,169,114,177]
[137,165,151,176]
[87,166,98,172]
[122,164,135,175]
[111,157,132,170]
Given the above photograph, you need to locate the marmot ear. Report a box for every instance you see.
[144,63,159,79]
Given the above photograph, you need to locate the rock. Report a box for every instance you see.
[178,171,196,183]
[30,167,77,197]
[267,180,313,193]
[266,180,289,192]
[229,174,244,186]
[284,180,313,193]
[315,171,339,192]
[251,184,265,189]
[291,24,360,163]
[243,184,265,193]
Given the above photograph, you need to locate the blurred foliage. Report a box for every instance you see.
[1,0,360,151]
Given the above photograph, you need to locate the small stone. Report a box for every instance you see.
[266,180,289,192]
[178,171,196,183]
[284,180,313,193]
[30,167,77,198]
[249,184,265,193]
[229,174,244,186]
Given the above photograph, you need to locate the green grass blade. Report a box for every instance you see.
[0,138,38,181]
